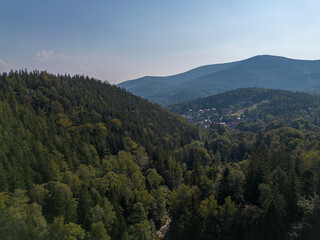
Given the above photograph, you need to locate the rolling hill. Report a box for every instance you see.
[168,88,320,132]
[118,55,320,105]
[168,88,320,114]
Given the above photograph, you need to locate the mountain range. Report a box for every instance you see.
[118,55,320,105]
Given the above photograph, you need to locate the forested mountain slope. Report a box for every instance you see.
[169,88,320,114]
[169,87,320,131]
[166,88,320,240]
[117,61,239,104]
[0,70,199,239]
[2,73,320,240]
[118,55,320,105]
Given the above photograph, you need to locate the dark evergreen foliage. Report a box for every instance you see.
[1,72,320,239]
[0,70,198,239]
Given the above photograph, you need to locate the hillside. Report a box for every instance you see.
[117,61,239,103]
[168,88,320,114]
[118,55,320,105]
[2,73,320,240]
[0,70,199,239]
[168,88,320,131]
[165,88,320,240]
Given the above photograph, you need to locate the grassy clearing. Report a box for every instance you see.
[231,100,269,116]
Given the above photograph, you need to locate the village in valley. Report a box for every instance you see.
[180,103,320,134]
[182,106,243,128]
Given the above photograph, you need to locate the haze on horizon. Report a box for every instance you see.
[1,0,320,84]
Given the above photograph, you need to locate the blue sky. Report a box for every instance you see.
[1,0,320,83]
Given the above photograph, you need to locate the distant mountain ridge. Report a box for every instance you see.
[118,55,320,105]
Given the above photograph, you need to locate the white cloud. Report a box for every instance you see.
[78,65,96,75]
[0,58,11,71]
[34,50,54,62]
[34,49,79,62]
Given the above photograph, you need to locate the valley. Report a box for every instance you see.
[4,1,320,239]
[1,72,320,239]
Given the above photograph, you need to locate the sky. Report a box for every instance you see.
[1,0,320,84]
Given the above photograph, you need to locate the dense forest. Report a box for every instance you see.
[167,88,320,239]
[1,72,320,239]
[168,88,320,114]
[0,71,199,239]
